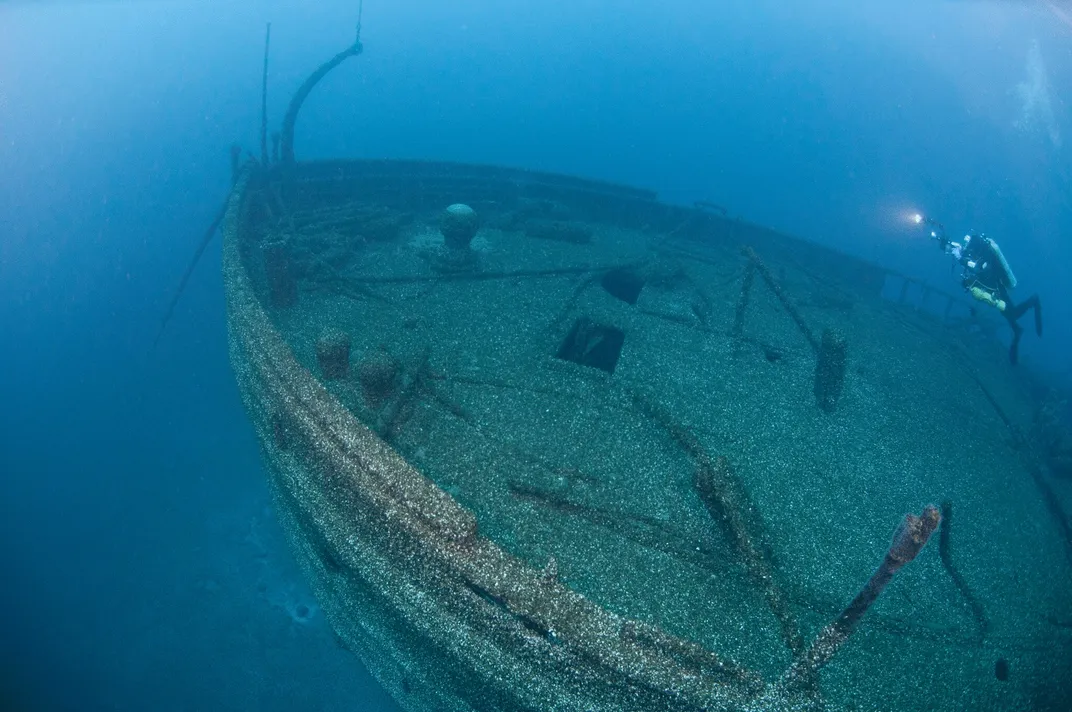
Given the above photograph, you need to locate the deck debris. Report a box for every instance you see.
[316,329,352,380]
[741,245,819,353]
[781,505,941,690]
[937,500,989,641]
[628,390,805,656]
[733,260,756,339]
[813,328,848,413]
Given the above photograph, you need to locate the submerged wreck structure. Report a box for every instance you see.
[204,22,1072,712]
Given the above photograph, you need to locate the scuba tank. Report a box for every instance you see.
[965,232,1018,290]
[983,237,1017,289]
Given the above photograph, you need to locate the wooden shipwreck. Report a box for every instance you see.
[201,23,1072,711]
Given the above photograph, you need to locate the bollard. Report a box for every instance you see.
[440,203,481,250]
[316,330,352,380]
[814,328,847,413]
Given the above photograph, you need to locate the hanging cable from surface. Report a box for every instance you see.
[260,22,272,165]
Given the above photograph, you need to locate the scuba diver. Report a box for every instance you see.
[915,214,1042,364]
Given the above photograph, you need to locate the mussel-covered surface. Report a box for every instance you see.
[224,159,1072,711]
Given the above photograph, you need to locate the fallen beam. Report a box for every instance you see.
[628,390,805,657]
[741,245,818,353]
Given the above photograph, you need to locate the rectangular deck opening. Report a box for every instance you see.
[556,318,625,373]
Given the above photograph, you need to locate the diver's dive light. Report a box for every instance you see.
[912,212,946,245]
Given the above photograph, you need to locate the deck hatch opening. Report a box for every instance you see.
[601,267,645,305]
[556,318,625,373]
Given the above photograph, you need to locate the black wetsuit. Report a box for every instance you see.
[961,237,1042,365]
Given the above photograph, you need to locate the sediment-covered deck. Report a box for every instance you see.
[224,158,1072,711]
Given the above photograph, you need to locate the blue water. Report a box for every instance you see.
[1,1,1069,710]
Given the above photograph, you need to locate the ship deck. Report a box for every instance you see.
[227,159,1072,711]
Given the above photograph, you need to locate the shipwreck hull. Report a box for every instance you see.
[223,164,766,712]
[223,159,1072,711]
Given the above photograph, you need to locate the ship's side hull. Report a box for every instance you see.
[222,165,768,712]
